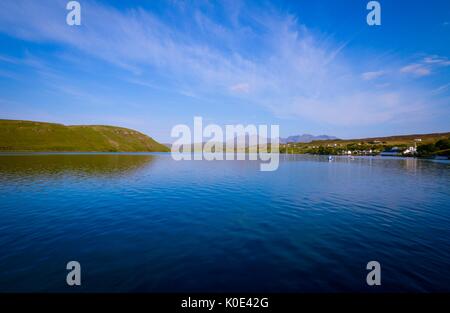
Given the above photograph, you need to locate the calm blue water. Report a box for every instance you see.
[0,153,449,292]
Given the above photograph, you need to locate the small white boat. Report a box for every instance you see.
[328,155,333,161]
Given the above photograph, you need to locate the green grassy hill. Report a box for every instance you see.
[0,120,169,152]
[280,131,450,157]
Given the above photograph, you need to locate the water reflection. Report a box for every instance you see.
[0,153,449,292]
[0,154,155,180]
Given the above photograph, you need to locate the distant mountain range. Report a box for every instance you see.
[280,134,338,144]
[169,134,338,146]
[168,133,339,151]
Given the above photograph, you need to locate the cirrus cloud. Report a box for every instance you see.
[0,0,448,129]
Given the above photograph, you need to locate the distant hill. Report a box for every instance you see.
[279,131,450,157]
[309,132,450,146]
[355,133,450,143]
[0,120,169,152]
[171,134,275,152]
[280,134,338,144]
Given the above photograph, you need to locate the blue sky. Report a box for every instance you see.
[0,0,449,142]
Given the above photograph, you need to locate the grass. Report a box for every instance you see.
[280,132,450,156]
[0,119,170,152]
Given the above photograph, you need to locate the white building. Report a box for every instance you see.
[403,146,417,155]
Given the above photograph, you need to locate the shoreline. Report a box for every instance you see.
[0,151,448,161]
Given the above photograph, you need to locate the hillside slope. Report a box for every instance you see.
[280,134,338,143]
[0,120,169,152]
[280,131,450,156]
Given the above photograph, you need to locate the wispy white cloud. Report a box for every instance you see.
[361,70,385,81]
[230,83,250,93]
[0,0,447,128]
[431,83,450,95]
[423,55,450,66]
[400,63,431,77]
[0,54,19,64]
[400,55,450,77]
